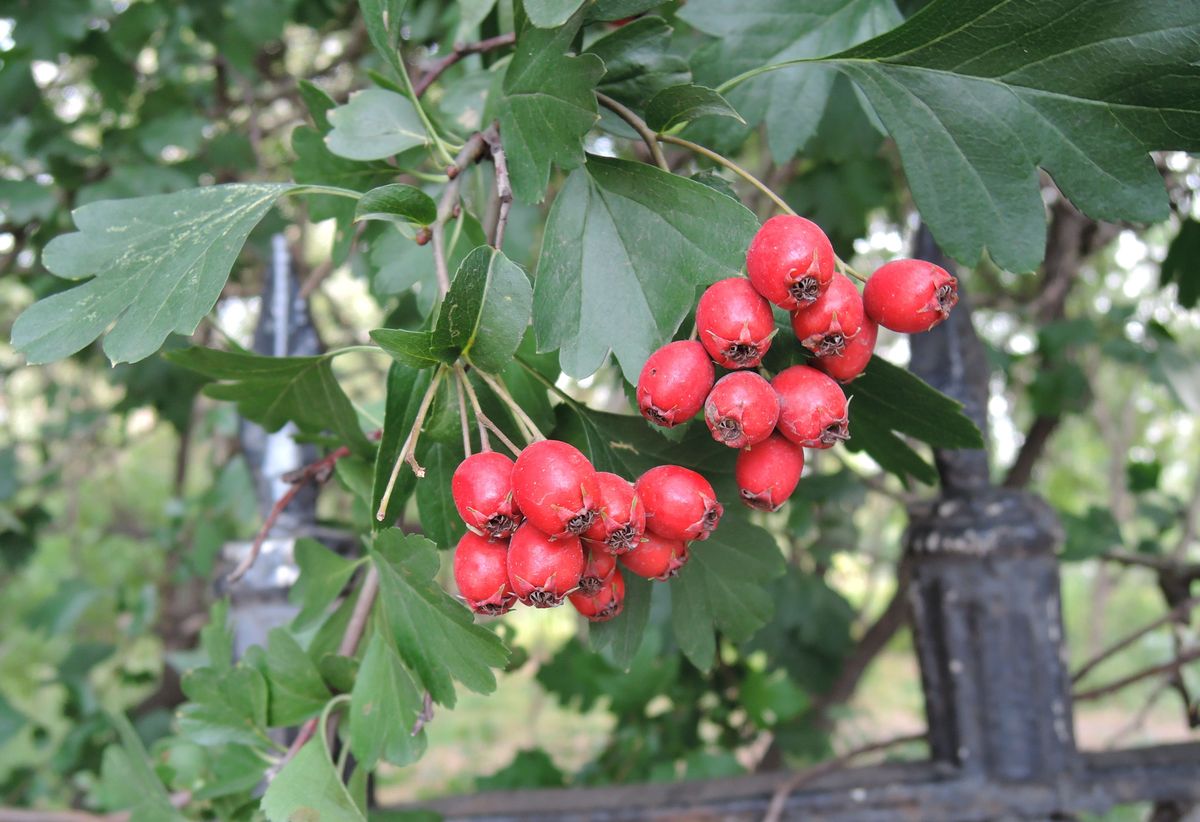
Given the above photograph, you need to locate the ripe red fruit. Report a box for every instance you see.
[577,546,617,596]
[816,316,877,383]
[511,440,600,538]
[451,452,522,540]
[863,259,958,333]
[704,371,779,449]
[453,532,516,616]
[506,523,584,608]
[636,465,723,541]
[746,215,836,310]
[620,532,689,580]
[736,434,805,511]
[583,472,646,555]
[569,568,626,622]
[695,278,777,369]
[789,274,865,357]
[636,340,715,428]
[772,365,849,449]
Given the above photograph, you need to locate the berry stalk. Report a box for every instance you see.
[474,368,546,443]
[376,366,447,520]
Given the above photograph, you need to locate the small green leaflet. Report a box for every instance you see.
[535,155,759,379]
[165,347,371,455]
[433,245,533,373]
[415,441,467,548]
[355,183,437,226]
[370,529,509,707]
[1161,219,1200,309]
[177,664,271,749]
[668,514,787,671]
[358,0,407,77]
[496,10,604,203]
[370,328,456,369]
[11,183,291,365]
[645,84,744,132]
[264,628,332,727]
[349,632,427,768]
[96,712,185,822]
[326,89,430,161]
[587,17,690,111]
[261,736,366,822]
[290,539,361,631]
[524,0,586,28]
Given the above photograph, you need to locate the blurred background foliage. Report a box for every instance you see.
[0,0,1198,816]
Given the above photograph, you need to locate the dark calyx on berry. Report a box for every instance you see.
[713,417,743,443]
[526,589,565,608]
[935,283,958,315]
[723,342,759,366]
[593,599,621,620]
[577,574,603,596]
[821,418,850,445]
[606,525,640,553]
[475,600,512,616]
[701,504,721,532]
[484,513,516,540]
[789,275,821,304]
[566,509,597,535]
[810,331,846,357]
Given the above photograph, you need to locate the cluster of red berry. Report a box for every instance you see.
[451,441,723,623]
[637,215,958,511]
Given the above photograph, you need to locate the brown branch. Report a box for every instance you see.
[413,33,516,98]
[1073,595,1200,684]
[761,733,926,822]
[1101,550,1200,581]
[595,91,669,172]
[1074,646,1200,703]
[432,133,489,294]
[1003,415,1061,489]
[482,124,512,249]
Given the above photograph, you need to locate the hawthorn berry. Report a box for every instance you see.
[816,316,877,383]
[736,434,804,511]
[620,531,690,580]
[453,532,517,616]
[569,568,626,623]
[704,371,779,449]
[511,440,600,538]
[863,259,959,333]
[583,472,646,555]
[790,274,865,357]
[577,546,617,596]
[695,277,777,369]
[772,365,849,449]
[746,215,836,310]
[451,451,522,540]
[506,523,584,608]
[636,340,715,427]
[636,465,723,541]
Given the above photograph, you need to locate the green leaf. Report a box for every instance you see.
[524,0,586,28]
[645,84,743,132]
[496,10,604,203]
[846,355,983,449]
[293,125,394,225]
[297,78,337,130]
[99,711,185,821]
[327,89,430,161]
[178,665,270,748]
[585,0,668,22]
[264,629,332,727]
[355,184,437,227]
[1061,506,1123,561]
[291,543,360,633]
[199,599,234,674]
[349,632,427,768]
[669,515,786,671]
[373,365,431,528]
[535,155,758,378]
[821,0,1200,271]
[415,441,467,548]
[359,0,408,76]
[476,748,567,789]
[370,529,509,706]
[165,347,370,455]
[370,328,456,369]
[434,245,533,373]
[11,184,291,364]
[261,736,366,822]
[843,405,937,485]
[1162,219,1200,309]
[587,17,690,110]
[682,0,901,161]
[588,572,652,670]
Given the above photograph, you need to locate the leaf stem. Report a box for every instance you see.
[453,368,472,455]
[473,367,546,443]
[376,366,446,520]
[836,255,868,284]
[596,91,670,172]
[657,133,795,216]
[432,132,489,295]
[289,184,365,200]
[397,47,456,166]
[715,56,817,96]
[458,366,525,455]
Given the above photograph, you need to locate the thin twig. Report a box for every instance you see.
[474,369,546,443]
[1101,550,1200,581]
[454,370,472,455]
[413,33,516,98]
[1072,594,1200,684]
[1103,677,1173,749]
[376,368,447,520]
[1073,645,1200,702]
[482,124,512,249]
[432,132,489,294]
[596,91,669,172]
[658,133,794,215]
[761,733,925,822]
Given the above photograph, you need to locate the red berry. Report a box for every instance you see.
[453,532,517,616]
[620,532,689,581]
[772,365,849,449]
[746,215,836,310]
[636,465,723,541]
[863,259,958,334]
[577,546,617,596]
[451,452,522,540]
[511,440,600,538]
[636,341,715,428]
[816,316,877,383]
[704,371,779,449]
[789,274,865,357]
[506,523,584,608]
[569,568,626,622]
[583,472,646,555]
[736,434,804,511]
[695,278,777,369]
